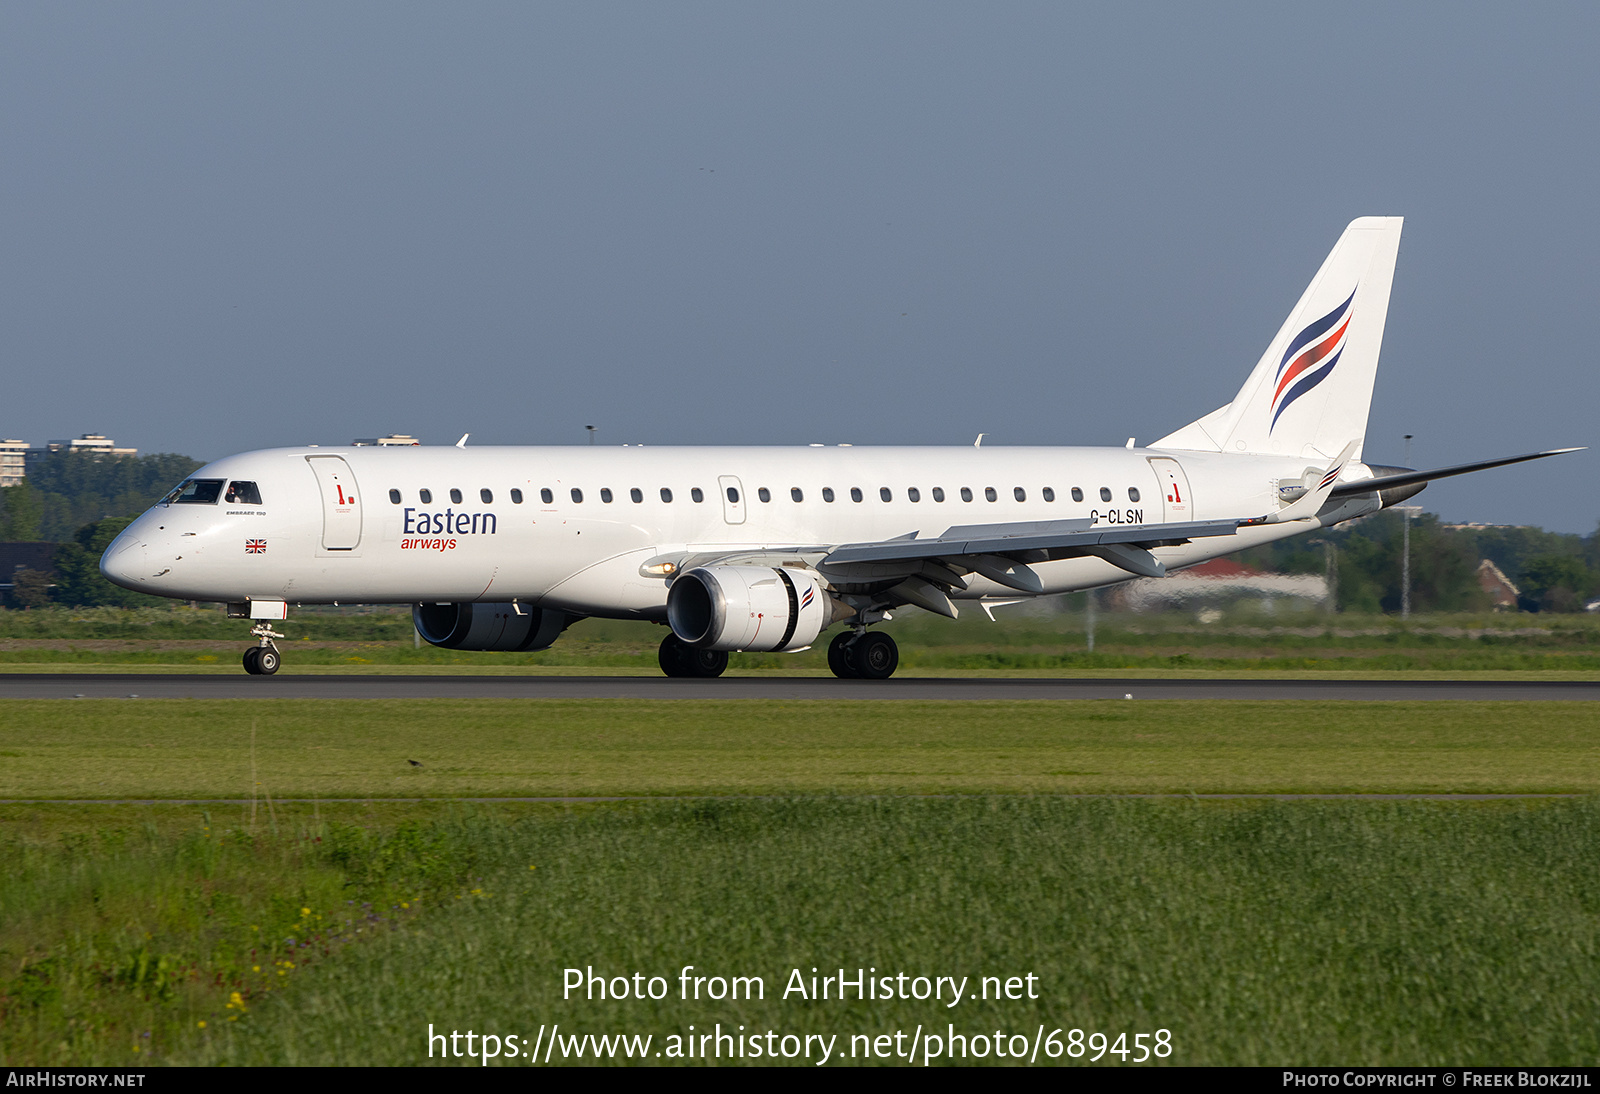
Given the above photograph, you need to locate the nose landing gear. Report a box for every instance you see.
[243,622,284,675]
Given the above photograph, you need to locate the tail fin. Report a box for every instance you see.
[1151,216,1403,460]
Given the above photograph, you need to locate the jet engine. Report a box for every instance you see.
[666,566,830,652]
[412,602,574,652]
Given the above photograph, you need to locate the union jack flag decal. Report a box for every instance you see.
[245,539,267,554]
[1271,287,1356,431]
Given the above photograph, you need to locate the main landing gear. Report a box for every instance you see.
[828,630,899,680]
[658,633,729,678]
[243,622,284,675]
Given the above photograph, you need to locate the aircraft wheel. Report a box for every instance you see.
[852,632,899,680]
[256,647,281,675]
[658,634,692,677]
[242,648,262,675]
[686,648,728,678]
[827,632,859,679]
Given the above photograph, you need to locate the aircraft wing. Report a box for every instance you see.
[824,517,1240,565]
[821,516,1240,588]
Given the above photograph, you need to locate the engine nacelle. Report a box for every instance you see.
[667,565,830,652]
[412,602,574,652]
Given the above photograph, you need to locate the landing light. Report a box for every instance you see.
[643,562,677,576]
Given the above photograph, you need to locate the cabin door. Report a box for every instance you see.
[1147,458,1193,523]
[306,456,363,549]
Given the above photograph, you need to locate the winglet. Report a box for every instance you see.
[1261,439,1360,523]
[455,434,469,448]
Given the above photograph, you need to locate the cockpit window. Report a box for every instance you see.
[162,479,224,505]
[225,481,263,505]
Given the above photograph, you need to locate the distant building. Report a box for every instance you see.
[31,433,138,465]
[351,434,420,446]
[1475,559,1520,610]
[1114,557,1330,613]
[1443,523,1533,531]
[0,440,28,488]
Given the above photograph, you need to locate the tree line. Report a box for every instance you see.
[1237,509,1600,613]
[0,450,201,608]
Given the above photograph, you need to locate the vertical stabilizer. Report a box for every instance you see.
[1152,217,1403,460]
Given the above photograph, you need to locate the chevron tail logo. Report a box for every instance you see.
[1271,287,1357,431]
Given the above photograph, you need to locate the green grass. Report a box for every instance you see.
[6,689,1600,1066]
[150,797,1600,1066]
[2,699,1599,798]
[0,801,508,1065]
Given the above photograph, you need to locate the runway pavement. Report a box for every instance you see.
[0,673,1597,700]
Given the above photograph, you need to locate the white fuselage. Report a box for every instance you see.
[100,444,1379,616]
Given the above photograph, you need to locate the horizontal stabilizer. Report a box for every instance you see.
[1328,448,1585,498]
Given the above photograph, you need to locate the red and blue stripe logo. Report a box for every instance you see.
[799,586,815,611]
[1271,287,1356,431]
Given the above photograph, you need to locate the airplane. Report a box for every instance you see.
[100,216,1579,677]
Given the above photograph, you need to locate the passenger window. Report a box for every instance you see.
[1042,487,1055,502]
[600,488,613,503]
[511,489,524,504]
[907,487,920,502]
[932,487,945,502]
[726,486,739,503]
[388,489,401,504]
[1128,487,1140,502]
[879,487,892,502]
[850,487,863,502]
[822,487,835,502]
[757,487,771,503]
[631,488,644,503]
[960,487,973,502]
[791,487,804,502]
[571,488,583,503]
[984,487,998,502]
[166,479,225,505]
[661,488,673,503]
[1071,487,1083,502]
[420,488,434,504]
[1014,487,1026,502]
[450,489,463,504]
[690,487,704,503]
[1099,487,1112,502]
[225,481,263,505]
[540,488,553,504]
[481,488,493,504]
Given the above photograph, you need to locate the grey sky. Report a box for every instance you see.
[1,3,1594,530]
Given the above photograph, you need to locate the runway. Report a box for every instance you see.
[1,673,1596,700]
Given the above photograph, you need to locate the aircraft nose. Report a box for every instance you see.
[99,531,149,590]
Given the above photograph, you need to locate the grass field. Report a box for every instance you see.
[5,798,1599,1066]
[1,698,1599,797]
[4,691,1598,1066]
